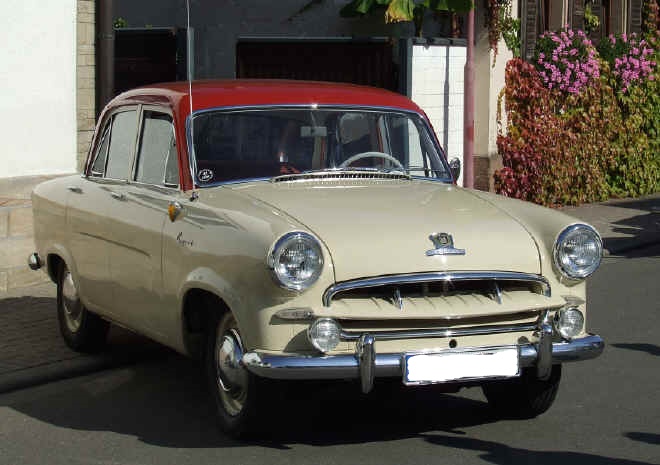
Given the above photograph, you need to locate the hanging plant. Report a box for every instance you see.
[499,1,520,57]
[486,0,510,63]
[340,0,473,38]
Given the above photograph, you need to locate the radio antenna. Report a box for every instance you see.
[186,0,194,184]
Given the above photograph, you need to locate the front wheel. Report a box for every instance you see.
[482,365,562,418]
[56,262,109,353]
[206,311,269,437]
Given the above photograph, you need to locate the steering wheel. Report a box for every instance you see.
[338,151,405,171]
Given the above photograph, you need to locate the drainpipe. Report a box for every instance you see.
[463,8,475,189]
[96,0,114,119]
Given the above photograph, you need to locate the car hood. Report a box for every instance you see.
[229,180,541,282]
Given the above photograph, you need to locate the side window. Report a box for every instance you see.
[135,111,178,186]
[405,119,426,174]
[90,124,111,176]
[105,110,138,180]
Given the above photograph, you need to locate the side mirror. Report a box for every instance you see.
[449,157,461,182]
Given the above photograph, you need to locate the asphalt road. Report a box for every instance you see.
[0,245,658,465]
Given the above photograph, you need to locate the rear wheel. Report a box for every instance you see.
[482,365,562,418]
[206,311,269,437]
[56,262,109,353]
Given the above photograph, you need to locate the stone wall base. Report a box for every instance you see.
[472,153,504,193]
[0,176,58,294]
[474,156,490,192]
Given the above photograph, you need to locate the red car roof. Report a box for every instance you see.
[96,80,429,191]
[109,79,423,116]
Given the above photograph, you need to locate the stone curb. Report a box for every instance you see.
[0,355,128,394]
[0,341,170,394]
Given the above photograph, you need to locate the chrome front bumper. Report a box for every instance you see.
[242,334,604,393]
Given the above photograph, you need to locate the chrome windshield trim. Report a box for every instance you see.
[185,104,453,188]
[339,321,540,341]
[323,271,551,307]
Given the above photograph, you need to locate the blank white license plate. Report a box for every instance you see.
[403,347,520,385]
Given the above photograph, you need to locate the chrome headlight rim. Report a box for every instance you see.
[267,231,324,291]
[553,223,603,280]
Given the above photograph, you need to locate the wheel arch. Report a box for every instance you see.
[44,244,76,284]
[181,287,232,360]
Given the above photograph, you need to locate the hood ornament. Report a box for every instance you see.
[426,232,466,256]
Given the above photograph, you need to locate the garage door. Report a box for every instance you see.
[236,40,397,92]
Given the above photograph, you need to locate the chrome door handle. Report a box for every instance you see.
[67,186,82,193]
[110,191,125,201]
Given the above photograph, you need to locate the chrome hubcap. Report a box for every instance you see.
[215,320,249,416]
[61,270,83,333]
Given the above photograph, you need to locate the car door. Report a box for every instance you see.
[107,107,181,340]
[67,107,139,317]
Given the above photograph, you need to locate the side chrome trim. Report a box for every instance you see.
[241,334,604,381]
[323,271,551,306]
[339,321,539,341]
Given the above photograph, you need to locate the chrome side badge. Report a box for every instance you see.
[425,232,466,256]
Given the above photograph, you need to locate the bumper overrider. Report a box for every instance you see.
[242,327,604,393]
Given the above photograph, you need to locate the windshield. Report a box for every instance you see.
[191,107,451,185]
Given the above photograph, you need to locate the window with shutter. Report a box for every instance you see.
[628,0,643,33]
[522,0,539,61]
[608,0,622,35]
[572,0,586,30]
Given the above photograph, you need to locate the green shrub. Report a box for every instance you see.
[494,29,660,206]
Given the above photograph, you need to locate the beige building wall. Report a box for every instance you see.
[1,1,95,293]
[0,0,78,179]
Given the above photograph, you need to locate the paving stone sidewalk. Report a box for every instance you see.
[0,285,168,393]
[0,193,658,393]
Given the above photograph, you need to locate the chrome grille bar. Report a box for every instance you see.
[339,321,539,341]
[323,271,551,307]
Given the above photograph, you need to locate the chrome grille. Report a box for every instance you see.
[323,271,551,307]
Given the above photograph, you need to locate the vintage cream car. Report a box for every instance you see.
[30,80,604,436]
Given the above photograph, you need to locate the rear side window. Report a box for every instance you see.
[135,111,178,186]
[105,110,138,180]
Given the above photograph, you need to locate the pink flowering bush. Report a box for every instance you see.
[533,29,600,94]
[496,21,660,205]
[598,33,657,92]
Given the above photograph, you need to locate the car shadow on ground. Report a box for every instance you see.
[1,348,508,449]
[602,197,660,258]
[3,356,657,465]
[0,341,656,464]
[423,434,655,465]
[625,432,660,446]
[610,343,660,356]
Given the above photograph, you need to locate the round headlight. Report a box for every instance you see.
[268,232,324,291]
[308,318,341,353]
[553,224,602,279]
[554,307,585,340]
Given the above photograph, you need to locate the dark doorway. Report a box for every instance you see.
[236,39,397,92]
[114,28,189,95]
